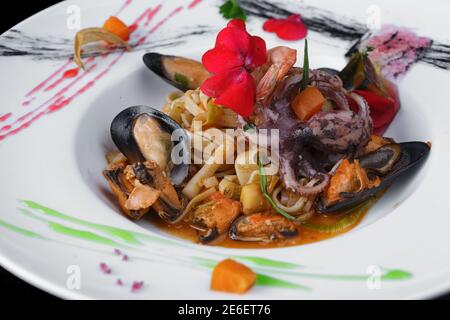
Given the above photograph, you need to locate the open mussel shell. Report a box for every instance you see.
[143,52,210,92]
[110,105,190,186]
[316,141,431,214]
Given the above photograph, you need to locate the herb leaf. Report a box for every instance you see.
[243,122,256,132]
[220,0,247,21]
[300,39,309,91]
[258,160,298,221]
[174,73,189,88]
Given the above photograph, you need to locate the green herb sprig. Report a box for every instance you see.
[174,73,189,88]
[300,39,309,91]
[243,122,256,132]
[258,160,298,221]
[220,0,247,21]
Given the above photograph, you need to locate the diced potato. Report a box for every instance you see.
[211,259,256,294]
[240,183,270,215]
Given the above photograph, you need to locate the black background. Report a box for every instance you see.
[0,0,449,301]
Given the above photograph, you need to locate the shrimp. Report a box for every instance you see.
[255,46,297,104]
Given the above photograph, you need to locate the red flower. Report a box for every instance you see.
[201,19,267,117]
[263,14,308,41]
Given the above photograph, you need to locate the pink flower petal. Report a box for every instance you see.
[246,36,267,71]
[100,263,112,275]
[131,281,144,293]
[275,21,308,41]
[227,19,246,30]
[263,18,282,32]
[263,14,308,41]
[215,27,251,55]
[202,47,245,73]
[201,67,256,117]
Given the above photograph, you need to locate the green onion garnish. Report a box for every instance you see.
[302,199,374,233]
[243,122,256,132]
[258,160,298,221]
[300,39,309,91]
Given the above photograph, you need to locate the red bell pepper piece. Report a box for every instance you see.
[349,80,400,135]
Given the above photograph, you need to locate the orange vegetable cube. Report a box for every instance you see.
[291,86,326,121]
[211,259,256,294]
[103,16,131,41]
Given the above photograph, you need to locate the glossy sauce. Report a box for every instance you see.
[146,206,370,249]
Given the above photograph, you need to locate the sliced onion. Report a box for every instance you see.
[302,199,374,233]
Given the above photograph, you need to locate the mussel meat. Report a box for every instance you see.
[316,141,430,214]
[103,160,186,222]
[143,52,210,92]
[190,192,241,244]
[229,213,298,242]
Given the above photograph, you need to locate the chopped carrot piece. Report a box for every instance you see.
[103,16,131,41]
[211,259,256,294]
[291,86,326,121]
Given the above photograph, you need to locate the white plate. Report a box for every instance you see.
[0,0,449,300]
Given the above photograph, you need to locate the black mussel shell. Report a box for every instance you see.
[316,142,430,214]
[110,105,190,186]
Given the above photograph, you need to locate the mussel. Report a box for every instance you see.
[316,141,430,214]
[189,192,241,244]
[143,52,210,92]
[106,106,190,223]
[110,105,190,186]
[229,213,298,242]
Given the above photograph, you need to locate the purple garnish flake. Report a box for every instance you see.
[116,278,124,286]
[100,262,112,274]
[122,255,129,262]
[113,248,122,256]
[131,281,144,293]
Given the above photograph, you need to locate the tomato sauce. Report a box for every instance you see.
[146,206,370,249]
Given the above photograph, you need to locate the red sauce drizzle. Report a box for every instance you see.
[115,0,133,16]
[0,113,12,122]
[188,0,203,9]
[1,4,184,142]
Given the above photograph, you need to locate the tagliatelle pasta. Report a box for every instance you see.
[164,89,238,130]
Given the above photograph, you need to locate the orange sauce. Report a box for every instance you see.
[145,207,370,249]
